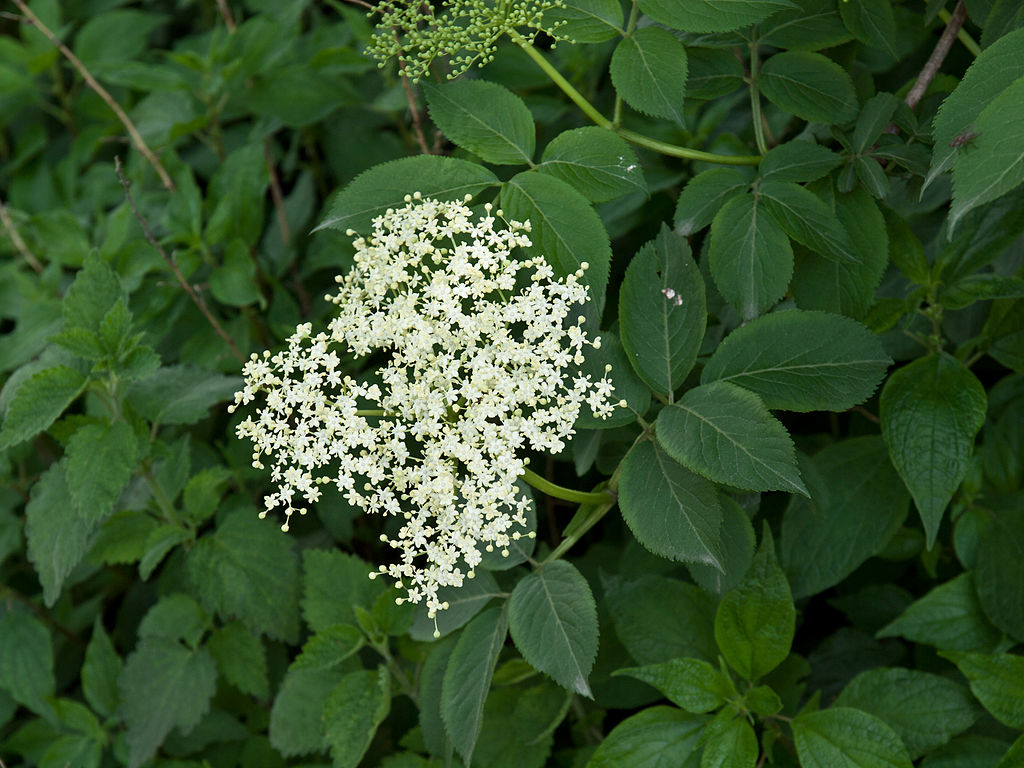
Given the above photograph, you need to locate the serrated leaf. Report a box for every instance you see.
[709,193,793,320]
[793,708,913,768]
[126,365,240,425]
[186,510,300,641]
[316,155,498,233]
[138,594,210,648]
[760,0,853,51]
[442,605,508,765]
[409,569,501,642]
[619,224,706,395]
[674,167,749,235]
[0,610,55,718]
[975,505,1024,642]
[587,706,707,767]
[25,460,95,607]
[610,27,688,125]
[119,638,217,768]
[656,382,807,495]
[853,93,900,154]
[82,619,122,719]
[950,76,1024,229]
[293,624,364,672]
[204,143,269,247]
[509,560,598,697]
[425,79,535,165]
[324,667,391,768]
[684,47,746,100]
[0,365,86,449]
[836,668,979,759]
[687,496,756,595]
[760,141,843,184]
[539,127,646,203]
[715,525,794,681]
[760,51,858,124]
[703,716,759,768]
[302,549,386,632]
[781,437,910,598]
[269,666,346,756]
[880,353,986,548]
[615,658,732,713]
[840,0,897,55]
[759,180,857,264]
[501,170,611,327]
[939,652,1024,730]
[619,440,723,568]
[638,0,795,33]
[207,621,269,699]
[702,310,891,411]
[62,252,122,333]
[548,0,624,42]
[66,420,136,524]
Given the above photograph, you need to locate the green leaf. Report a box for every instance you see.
[939,274,1024,310]
[548,0,624,42]
[26,460,95,607]
[760,51,858,124]
[317,155,498,233]
[293,624,364,672]
[604,574,718,665]
[687,48,746,100]
[852,93,900,154]
[687,495,756,595]
[638,0,795,33]
[74,10,165,70]
[674,167,749,236]
[62,253,123,333]
[576,332,651,429]
[610,27,688,125]
[509,560,598,697]
[207,621,269,699]
[708,193,793,319]
[138,594,210,648]
[119,638,217,768]
[702,716,759,768]
[950,76,1024,229]
[975,505,1024,642]
[419,635,457,756]
[839,0,897,56]
[182,467,231,526]
[186,510,300,641]
[587,706,707,767]
[928,29,1024,191]
[996,734,1024,768]
[760,0,853,51]
[65,420,136,524]
[702,310,890,411]
[793,708,913,768]
[781,437,909,598]
[302,549,386,632]
[876,573,1001,653]
[126,365,241,425]
[758,180,857,264]
[619,439,723,569]
[82,619,122,719]
[269,666,346,756]
[210,239,263,308]
[836,668,979,759]
[138,524,189,580]
[715,525,795,681]
[880,353,987,548]
[656,382,807,495]
[441,605,508,765]
[619,224,706,395]
[501,171,611,327]
[409,569,501,642]
[614,658,732,713]
[539,127,647,203]
[425,79,535,165]
[759,141,843,183]
[939,652,1024,730]
[0,365,86,449]
[205,143,269,247]
[324,667,391,768]
[0,610,55,718]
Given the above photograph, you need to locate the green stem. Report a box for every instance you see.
[513,37,762,166]
[939,8,981,57]
[521,466,613,505]
[356,409,387,417]
[142,467,184,527]
[374,640,418,703]
[748,35,769,155]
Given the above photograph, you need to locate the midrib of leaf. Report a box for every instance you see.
[433,89,531,164]
[634,37,680,121]
[505,180,582,270]
[539,571,588,690]
[652,444,720,566]
[768,71,844,109]
[761,188,853,261]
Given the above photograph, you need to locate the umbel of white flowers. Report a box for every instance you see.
[230,194,619,619]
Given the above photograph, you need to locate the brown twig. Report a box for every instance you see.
[851,405,881,424]
[0,198,43,273]
[343,0,375,10]
[10,0,175,191]
[905,1,966,110]
[115,157,244,362]
[264,140,291,246]
[215,0,237,32]
[398,57,432,154]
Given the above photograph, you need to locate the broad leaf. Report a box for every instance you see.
[614,658,732,713]
[687,495,756,596]
[702,310,891,411]
[0,365,86,449]
[539,127,646,203]
[940,652,1024,730]
[839,0,897,56]
[302,549,386,631]
[793,708,913,768]
[760,51,858,124]
[760,0,853,51]
[126,365,240,425]
[975,504,1024,642]
[269,666,346,756]
[609,27,688,125]
[759,140,843,184]
[207,621,270,699]
[323,668,391,768]
[576,332,651,429]
[509,560,598,696]
[703,716,759,768]
[587,706,707,767]
[62,253,123,333]
[65,420,136,524]
[548,0,624,42]
[0,610,55,718]
[759,180,857,264]
[880,353,986,548]
[638,0,795,33]
[205,144,269,247]
[82,619,122,719]
[674,167,749,235]
[424,79,535,166]
[409,569,501,641]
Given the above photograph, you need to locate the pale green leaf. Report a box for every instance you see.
[614,658,732,713]
[938,652,1024,730]
[587,706,707,767]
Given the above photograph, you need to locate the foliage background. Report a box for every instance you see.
[1,0,1023,767]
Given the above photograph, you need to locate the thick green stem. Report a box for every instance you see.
[748,36,769,155]
[513,37,762,166]
[522,466,613,505]
[541,493,617,564]
[356,409,387,417]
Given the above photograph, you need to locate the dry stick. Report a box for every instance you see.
[216,0,237,32]
[399,62,432,154]
[10,0,175,191]
[905,0,967,110]
[115,157,245,362]
[263,140,313,316]
[0,199,42,273]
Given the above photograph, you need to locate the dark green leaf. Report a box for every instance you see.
[760,0,853,51]
[409,569,501,641]
[839,0,898,56]
[576,332,651,429]
[324,668,391,768]
[975,505,1024,642]
[126,366,240,425]
[609,27,688,125]
[674,167,749,236]
[759,141,843,183]
[425,79,536,165]
[74,10,165,70]
[138,524,189,580]
[639,0,795,33]
[614,658,732,713]
[793,707,913,768]
[0,610,54,718]
[939,274,1024,310]
[702,716,759,768]
[758,180,857,264]
[0,365,86,449]
[686,48,745,100]
[940,652,1024,730]
[137,594,210,648]
[853,93,900,154]
[760,51,858,124]
[292,624,364,672]
[687,495,756,595]
[65,420,136,524]
[205,144,269,247]
[207,621,269,699]
[210,239,263,308]
[82,619,122,719]
[62,253,123,333]
[269,666,346,756]
[548,0,624,42]
[302,549,386,632]
[587,706,707,767]
[539,127,647,203]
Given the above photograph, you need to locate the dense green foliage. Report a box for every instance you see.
[1,0,1023,767]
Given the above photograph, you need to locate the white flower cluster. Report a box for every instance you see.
[231,194,618,619]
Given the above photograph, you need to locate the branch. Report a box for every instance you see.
[0,198,42,273]
[399,60,432,154]
[115,158,244,362]
[10,0,175,191]
[905,1,967,110]
[216,0,237,32]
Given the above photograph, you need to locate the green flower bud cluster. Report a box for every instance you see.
[367,0,567,82]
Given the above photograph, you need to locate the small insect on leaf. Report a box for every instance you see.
[950,130,979,149]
